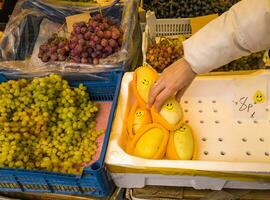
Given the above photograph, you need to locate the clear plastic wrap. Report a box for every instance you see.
[0,0,142,76]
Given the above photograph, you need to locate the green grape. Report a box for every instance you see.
[0,74,103,174]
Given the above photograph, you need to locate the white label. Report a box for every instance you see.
[233,77,268,120]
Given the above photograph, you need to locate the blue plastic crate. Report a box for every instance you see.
[0,71,123,197]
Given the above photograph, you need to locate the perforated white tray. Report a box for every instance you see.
[106,71,270,175]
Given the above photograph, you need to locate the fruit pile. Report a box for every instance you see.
[38,14,123,65]
[124,66,195,160]
[146,37,185,72]
[38,34,70,62]
[143,0,240,19]
[214,51,265,72]
[0,74,103,174]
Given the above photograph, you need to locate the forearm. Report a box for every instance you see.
[183,0,270,74]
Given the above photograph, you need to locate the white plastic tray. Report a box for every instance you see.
[106,71,270,189]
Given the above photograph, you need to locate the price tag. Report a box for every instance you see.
[66,13,91,33]
[233,77,268,120]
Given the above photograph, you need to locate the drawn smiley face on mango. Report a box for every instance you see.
[253,90,266,104]
[133,66,159,108]
[151,98,183,131]
[127,102,152,138]
[166,125,194,160]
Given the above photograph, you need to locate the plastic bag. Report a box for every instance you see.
[0,0,141,75]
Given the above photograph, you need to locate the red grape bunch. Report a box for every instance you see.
[38,33,70,62]
[69,14,123,64]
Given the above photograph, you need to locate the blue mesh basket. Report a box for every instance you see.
[0,71,123,197]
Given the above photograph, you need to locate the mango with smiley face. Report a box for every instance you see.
[127,102,152,139]
[127,123,169,159]
[166,125,194,160]
[151,98,183,131]
[133,66,159,108]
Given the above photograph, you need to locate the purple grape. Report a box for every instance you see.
[97,30,104,38]
[88,41,95,48]
[79,22,87,27]
[81,52,89,58]
[51,54,58,61]
[78,34,84,40]
[69,42,76,50]
[75,45,83,53]
[87,48,93,54]
[101,38,108,47]
[84,32,92,40]
[78,39,86,46]
[95,27,101,32]
[95,50,102,58]
[109,39,118,48]
[42,54,50,62]
[50,46,58,53]
[95,14,102,21]
[81,27,87,34]
[75,27,81,34]
[104,46,113,54]
[92,21,98,28]
[40,44,48,51]
[93,58,99,65]
[104,31,112,39]
[93,36,101,44]
[81,57,88,64]
[96,44,103,51]
[58,54,66,61]
[91,52,97,58]
[102,23,109,30]
[112,30,120,40]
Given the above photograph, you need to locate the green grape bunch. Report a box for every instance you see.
[0,74,104,174]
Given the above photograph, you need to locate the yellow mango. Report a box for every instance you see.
[127,102,152,139]
[133,66,159,108]
[134,128,164,159]
[128,123,169,159]
[160,98,183,125]
[151,98,183,131]
[166,125,194,160]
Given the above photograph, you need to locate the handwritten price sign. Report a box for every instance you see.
[233,77,268,120]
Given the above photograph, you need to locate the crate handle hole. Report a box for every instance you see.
[260,138,264,142]
[242,138,247,142]
[91,162,101,171]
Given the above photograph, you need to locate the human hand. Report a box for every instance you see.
[147,58,196,112]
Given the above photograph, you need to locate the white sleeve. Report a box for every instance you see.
[183,0,270,74]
